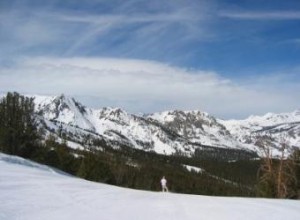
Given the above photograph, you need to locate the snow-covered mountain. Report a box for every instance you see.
[31,94,299,157]
[219,110,300,153]
[148,110,253,150]
[1,152,299,220]
[35,95,191,155]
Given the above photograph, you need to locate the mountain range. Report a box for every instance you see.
[32,94,300,158]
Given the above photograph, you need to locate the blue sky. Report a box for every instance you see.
[0,0,300,118]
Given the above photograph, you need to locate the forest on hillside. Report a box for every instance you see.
[0,92,299,198]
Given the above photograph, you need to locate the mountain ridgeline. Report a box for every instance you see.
[34,94,300,159]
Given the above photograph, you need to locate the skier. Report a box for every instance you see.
[160,176,168,192]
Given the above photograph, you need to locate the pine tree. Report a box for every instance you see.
[284,148,300,198]
[0,92,40,156]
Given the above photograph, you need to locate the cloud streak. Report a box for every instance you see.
[0,57,299,119]
[219,10,300,20]
[56,11,200,24]
[0,0,213,62]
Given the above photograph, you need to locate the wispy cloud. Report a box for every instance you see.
[0,0,214,61]
[55,9,205,56]
[56,11,199,24]
[219,10,300,20]
[281,38,300,46]
[1,0,300,119]
[54,6,210,56]
[0,57,299,119]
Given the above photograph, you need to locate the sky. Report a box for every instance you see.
[0,0,300,119]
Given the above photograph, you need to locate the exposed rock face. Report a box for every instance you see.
[33,94,300,157]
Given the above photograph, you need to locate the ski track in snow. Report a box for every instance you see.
[0,153,299,220]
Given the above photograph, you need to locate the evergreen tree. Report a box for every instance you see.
[77,151,115,184]
[285,148,300,198]
[0,92,40,156]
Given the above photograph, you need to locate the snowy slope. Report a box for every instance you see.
[34,95,191,155]
[148,110,255,151]
[221,110,300,136]
[28,94,299,156]
[35,94,96,131]
[220,110,300,153]
[1,153,299,220]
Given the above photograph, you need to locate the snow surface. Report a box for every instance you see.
[183,164,203,173]
[219,110,300,156]
[220,110,300,134]
[149,110,256,151]
[1,153,299,220]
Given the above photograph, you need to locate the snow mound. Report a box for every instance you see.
[0,153,65,175]
[0,153,299,220]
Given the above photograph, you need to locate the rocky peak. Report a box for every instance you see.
[30,94,300,157]
[293,109,300,117]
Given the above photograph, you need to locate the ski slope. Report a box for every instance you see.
[0,153,299,220]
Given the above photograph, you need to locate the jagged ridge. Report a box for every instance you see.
[32,94,300,157]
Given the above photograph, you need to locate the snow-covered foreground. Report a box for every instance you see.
[0,153,299,220]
